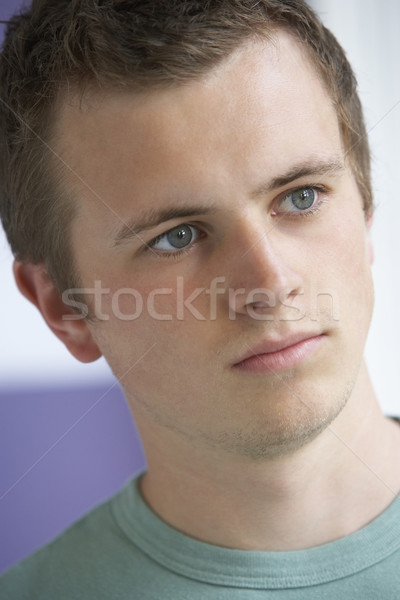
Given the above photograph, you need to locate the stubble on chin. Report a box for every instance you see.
[200,379,355,461]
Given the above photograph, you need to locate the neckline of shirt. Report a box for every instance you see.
[111,474,400,589]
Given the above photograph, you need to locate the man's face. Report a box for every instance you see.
[58,31,374,458]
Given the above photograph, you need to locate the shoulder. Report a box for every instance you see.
[0,482,136,599]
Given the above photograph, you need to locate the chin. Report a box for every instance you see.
[208,388,351,460]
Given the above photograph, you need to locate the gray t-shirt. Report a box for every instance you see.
[1,474,400,598]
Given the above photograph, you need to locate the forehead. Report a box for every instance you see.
[56,31,341,219]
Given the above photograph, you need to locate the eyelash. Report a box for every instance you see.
[145,184,329,258]
[147,245,198,261]
[273,184,328,219]
[146,228,203,260]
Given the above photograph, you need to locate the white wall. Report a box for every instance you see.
[1,0,399,414]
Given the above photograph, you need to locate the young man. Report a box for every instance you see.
[1,0,399,597]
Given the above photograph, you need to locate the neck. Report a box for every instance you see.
[134,363,400,551]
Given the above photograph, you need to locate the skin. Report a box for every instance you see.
[15,31,400,550]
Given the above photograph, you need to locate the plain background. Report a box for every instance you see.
[0,0,399,573]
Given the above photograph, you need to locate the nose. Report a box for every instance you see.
[224,216,304,318]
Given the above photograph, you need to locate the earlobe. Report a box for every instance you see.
[13,260,102,363]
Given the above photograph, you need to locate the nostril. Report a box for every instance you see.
[251,301,270,309]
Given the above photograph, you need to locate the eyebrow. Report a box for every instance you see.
[112,157,345,247]
[112,205,218,247]
[251,158,345,198]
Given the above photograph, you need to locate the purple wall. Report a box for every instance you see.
[0,1,146,574]
[0,384,146,573]
[0,0,26,34]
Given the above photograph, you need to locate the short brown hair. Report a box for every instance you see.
[0,0,372,293]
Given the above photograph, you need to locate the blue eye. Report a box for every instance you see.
[149,224,199,252]
[278,187,319,214]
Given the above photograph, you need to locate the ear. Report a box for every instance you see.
[13,261,102,363]
[365,212,374,265]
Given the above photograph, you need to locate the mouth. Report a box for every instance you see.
[232,333,325,374]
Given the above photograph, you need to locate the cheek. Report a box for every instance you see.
[299,197,374,325]
[95,278,214,368]
[323,216,374,328]
[107,273,217,324]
